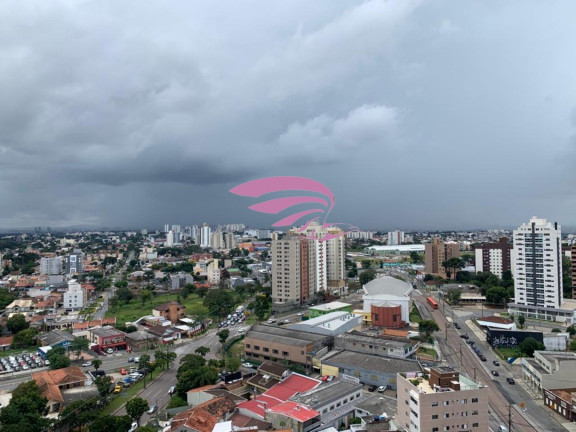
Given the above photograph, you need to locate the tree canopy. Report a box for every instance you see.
[0,381,49,431]
[203,289,235,317]
[6,314,29,334]
[126,397,149,425]
[359,269,377,285]
[519,337,545,357]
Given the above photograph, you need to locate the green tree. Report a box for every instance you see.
[69,337,89,360]
[94,375,112,398]
[0,381,49,431]
[175,366,219,396]
[12,328,37,348]
[445,288,461,304]
[562,256,572,298]
[519,337,545,357]
[59,398,100,431]
[227,357,241,372]
[569,339,576,351]
[116,286,134,304]
[195,346,211,357]
[114,280,128,288]
[361,260,372,269]
[167,395,188,409]
[49,354,71,370]
[485,286,509,304]
[126,397,149,425]
[6,314,29,334]
[567,325,576,336]
[203,289,235,317]
[359,269,377,285]
[178,354,206,375]
[92,358,102,371]
[409,251,424,264]
[418,320,440,338]
[140,289,152,305]
[89,415,132,432]
[217,329,230,346]
[518,314,526,329]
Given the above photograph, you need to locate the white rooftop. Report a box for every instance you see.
[367,245,425,252]
[363,276,413,297]
[309,301,352,311]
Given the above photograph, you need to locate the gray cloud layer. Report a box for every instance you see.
[1,0,576,230]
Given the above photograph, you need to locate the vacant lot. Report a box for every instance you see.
[106,293,207,324]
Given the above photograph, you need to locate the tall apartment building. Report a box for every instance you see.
[424,239,460,277]
[65,250,84,274]
[224,233,236,249]
[271,223,346,307]
[388,230,405,246]
[207,259,221,285]
[345,231,374,240]
[40,256,63,275]
[166,230,175,247]
[200,223,212,248]
[164,224,170,233]
[474,237,512,278]
[211,231,225,249]
[396,367,488,432]
[63,279,87,311]
[571,245,576,299]
[513,217,563,309]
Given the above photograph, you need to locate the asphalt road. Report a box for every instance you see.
[413,292,565,432]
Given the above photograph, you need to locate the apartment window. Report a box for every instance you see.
[263,347,269,352]
[282,351,289,357]
[432,402,438,407]
[472,398,478,403]
[272,349,279,354]
[444,414,449,419]
[473,423,479,428]
[330,405,335,410]
[472,411,478,416]
[432,428,438,432]
[443,401,449,406]
[245,344,251,348]
[254,346,260,351]
[432,415,438,420]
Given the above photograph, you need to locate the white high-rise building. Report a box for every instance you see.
[513,217,563,309]
[211,231,225,249]
[40,256,63,275]
[63,279,87,311]
[224,233,236,249]
[200,223,212,248]
[166,230,175,247]
[164,224,170,233]
[387,230,405,245]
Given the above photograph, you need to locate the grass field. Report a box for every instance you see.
[495,347,522,360]
[105,293,207,324]
[410,305,423,323]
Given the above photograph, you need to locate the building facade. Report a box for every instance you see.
[474,237,512,278]
[65,250,84,274]
[396,367,488,432]
[387,230,405,246]
[424,239,460,277]
[513,217,563,309]
[63,280,86,311]
[40,256,63,275]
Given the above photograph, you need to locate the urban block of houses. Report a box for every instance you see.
[169,396,237,432]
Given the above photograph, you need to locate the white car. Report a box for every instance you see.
[242,362,253,368]
[82,361,92,367]
[106,348,114,354]
[128,422,138,432]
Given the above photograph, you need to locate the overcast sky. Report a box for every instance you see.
[2,0,576,231]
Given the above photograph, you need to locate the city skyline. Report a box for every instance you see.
[2,1,576,230]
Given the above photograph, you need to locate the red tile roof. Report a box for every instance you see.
[169,396,236,432]
[268,401,320,422]
[0,336,13,347]
[477,316,513,325]
[238,373,320,419]
[32,366,86,403]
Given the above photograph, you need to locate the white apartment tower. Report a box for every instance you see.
[513,217,563,309]
[63,279,87,311]
[200,223,212,248]
[40,256,63,275]
[388,230,405,245]
[166,230,175,247]
[211,231,225,250]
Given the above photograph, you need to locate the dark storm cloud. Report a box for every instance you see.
[1,0,576,229]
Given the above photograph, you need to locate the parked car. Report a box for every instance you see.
[169,386,176,395]
[377,386,386,392]
[480,355,487,362]
[321,375,330,382]
[454,322,461,329]
[506,378,515,385]
[128,422,138,432]
[120,368,127,375]
[459,334,469,340]
[128,357,135,363]
[242,362,253,368]
[491,370,499,376]
[106,348,114,354]
[493,360,500,366]
[82,361,92,367]
[113,384,122,394]
[367,385,378,392]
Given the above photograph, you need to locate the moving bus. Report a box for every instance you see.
[427,297,439,309]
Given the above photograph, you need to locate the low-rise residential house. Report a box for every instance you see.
[169,396,237,432]
[0,336,13,351]
[186,385,246,407]
[153,301,186,324]
[125,330,159,352]
[32,366,87,413]
[5,299,33,313]
[247,362,289,394]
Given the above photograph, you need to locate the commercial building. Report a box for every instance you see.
[40,256,63,275]
[244,324,332,367]
[320,350,420,389]
[513,216,563,309]
[474,237,512,278]
[285,312,362,336]
[522,351,576,391]
[543,388,576,421]
[424,239,460,277]
[362,276,413,324]
[396,367,488,432]
[63,279,87,311]
[334,331,419,359]
[371,302,404,328]
[309,301,353,318]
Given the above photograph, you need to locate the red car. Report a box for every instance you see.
[120,368,127,375]
[321,375,329,382]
